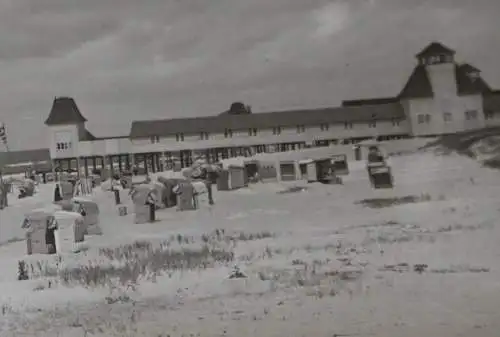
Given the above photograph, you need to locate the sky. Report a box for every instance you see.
[0,0,500,150]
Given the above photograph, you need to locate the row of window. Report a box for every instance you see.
[149,120,402,143]
[419,55,453,66]
[417,110,481,124]
[55,142,72,151]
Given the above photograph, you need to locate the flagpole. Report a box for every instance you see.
[0,122,9,211]
[0,122,9,183]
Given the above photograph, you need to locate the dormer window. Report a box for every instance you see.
[467,71,479,80]
[420,54,454,66]
[423,54,451,65]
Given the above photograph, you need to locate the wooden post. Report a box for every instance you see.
[76,157,81,179]
[83,157,89,177]
[52,159,57,182]
[108,155,114,177]
[118,155,123,172]
[151,154,157,173]
[155,153,161,172]
[144,154,149,175]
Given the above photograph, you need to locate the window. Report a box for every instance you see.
[392,119,400,127]
[224,129,233,138]
[368,121,377,128]
[485,111,494,120]
[176,133,184,142]
[443,112,452,122]
[150,136,160,143]
[272,127,281,135]
[417,114,431,124]
[296,125,305,133]
[425,55,447,65]
[200,132,209,140]
[320,123,329,131]
[344,122,353,129]
[467,71,479,81]
[465,110,478,120]
[55,142,71,152]
[248,128,257,136]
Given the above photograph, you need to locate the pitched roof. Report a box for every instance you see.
[129,103,405,138]
[219,102,252,115]
[416,42,455,58]
[0,148,51,166]
[459,63,480,73]
[398,65,434,99]
[342,97,399,107]
[44,97,87,125]
[79,128,96,141]
[455,64,491,96]
[483,92,500,112]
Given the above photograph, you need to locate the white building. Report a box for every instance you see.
[41,42,500,174]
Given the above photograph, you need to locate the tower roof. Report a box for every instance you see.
[44,97,87,125]
[455,64,491,95]
[398,65,434,99]
[416,42,456,58]
[459,63,480,73]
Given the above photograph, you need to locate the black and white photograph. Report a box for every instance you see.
[1,0,500,336]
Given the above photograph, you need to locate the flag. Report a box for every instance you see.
[0,123,7,145]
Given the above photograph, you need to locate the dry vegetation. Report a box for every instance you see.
[16,230,277,289]
[356,193,432,209]
[4,228,375,336]
[277,186,308,194]
[4,185,497,336]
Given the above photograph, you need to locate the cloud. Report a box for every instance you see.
[311,2,351,39]
[0,0,499,150]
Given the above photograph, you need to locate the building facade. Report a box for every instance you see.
[43,42,500,174]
